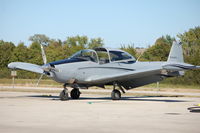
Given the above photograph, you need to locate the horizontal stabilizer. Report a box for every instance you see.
[163,62,200,71]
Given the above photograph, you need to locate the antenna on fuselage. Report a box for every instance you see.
[136,53,142,62]
[136,49,146,62]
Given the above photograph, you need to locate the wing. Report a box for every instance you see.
[84,67,162,84]
[8,62,44,74]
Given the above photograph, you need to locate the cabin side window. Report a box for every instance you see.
[109,51,134,62]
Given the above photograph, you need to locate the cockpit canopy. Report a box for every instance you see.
[70,47,136,64]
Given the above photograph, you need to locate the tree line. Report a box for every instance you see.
[0,27,199,85]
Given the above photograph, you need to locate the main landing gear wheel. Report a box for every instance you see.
[59,90,69,101]
[70,88,81,99]
[111,89,121,100]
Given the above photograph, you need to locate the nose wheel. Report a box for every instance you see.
[70,88,81,99]
[59,83,82,100]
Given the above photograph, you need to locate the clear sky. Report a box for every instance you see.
[0,0,200,48]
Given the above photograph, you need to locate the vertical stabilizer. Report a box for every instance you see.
[167,41,184,63]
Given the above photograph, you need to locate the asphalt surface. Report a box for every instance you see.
[0,91,200,133]
[1,85,200,97]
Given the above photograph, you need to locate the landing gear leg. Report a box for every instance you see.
[111,83,123,100]
[59,83,69,101]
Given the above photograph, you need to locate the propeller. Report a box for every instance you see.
[36,44,47,87]
[36,73,44,87]
[36,43,60,86]
[40,44,47,64]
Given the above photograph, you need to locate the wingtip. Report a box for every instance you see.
[7,62,15,69]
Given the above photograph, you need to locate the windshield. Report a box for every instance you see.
[70,49,98,62]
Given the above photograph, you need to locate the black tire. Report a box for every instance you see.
[111,89,121,100]
[70,88,81,99]
[59,90,69,101]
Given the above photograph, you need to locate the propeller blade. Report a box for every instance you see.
[40,44,47,64]
[36,74,44,87]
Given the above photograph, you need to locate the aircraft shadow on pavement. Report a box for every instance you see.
[27,95,187,102]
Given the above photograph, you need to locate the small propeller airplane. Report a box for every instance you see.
[8,41,200,100]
